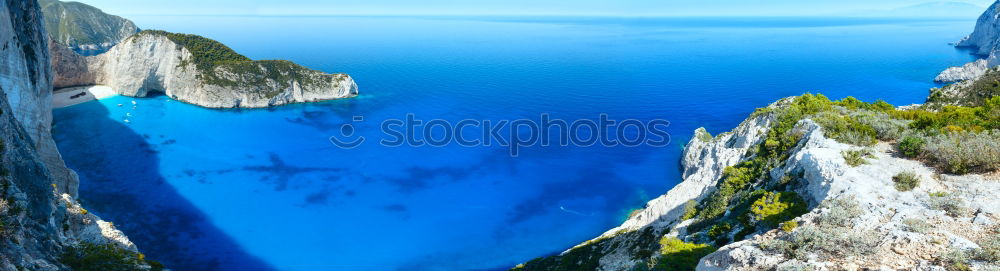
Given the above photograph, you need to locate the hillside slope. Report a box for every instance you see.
[38,0,138,54]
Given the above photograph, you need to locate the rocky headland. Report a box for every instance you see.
[51,30,359,108]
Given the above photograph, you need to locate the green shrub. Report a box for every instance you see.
[696,129,713,142]
[852,111,909,141]
[60,243,157,271]
[841,149,874,167]
[681,200,698,221]
[898,136,925,158]
[750,192,808,227]
[922,131,1000,174]
[707,222,732,240]
[655,237,716,271]
[892,171,920,192]
[780,221,798,232]
[697,166,758,221]
[811,111,878,146]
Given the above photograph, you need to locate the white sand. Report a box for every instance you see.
[53,85,118,108]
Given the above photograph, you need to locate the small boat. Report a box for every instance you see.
[117,104,123,107]
[123,119,131,123]
[126,113,132,117]
[131,100,137,105]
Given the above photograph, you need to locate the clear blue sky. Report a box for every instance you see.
[74,0,995,16]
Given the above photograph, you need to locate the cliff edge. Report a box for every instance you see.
[52,30,359,108]
[0,0,156,269]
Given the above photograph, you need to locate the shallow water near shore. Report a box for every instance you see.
[53,16,977,270]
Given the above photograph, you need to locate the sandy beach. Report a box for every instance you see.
[53,85,117,108]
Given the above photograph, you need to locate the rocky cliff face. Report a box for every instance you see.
[39,0,139,54]
[0,0,150,269]
[938,1,1000,82]
[52,30,359,108]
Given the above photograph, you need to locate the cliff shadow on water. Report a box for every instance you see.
[51,99,276,271]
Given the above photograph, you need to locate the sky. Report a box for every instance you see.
[73,0,995,17]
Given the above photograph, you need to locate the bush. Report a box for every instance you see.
[842,149,874,167]
[898,136,925,158]
[655,237,717,271]
[922,131,1000,174]
[892,171,920,192]
[852,111,909,141]
[60,243,158,271]
[816,197,863,227]
[681,200,698,221]
[760,197,876,260]
[781,221,799,232]
[811,111,877,146]
[760,222,878,261]
[707,222,732,240]
[750,192,808,227]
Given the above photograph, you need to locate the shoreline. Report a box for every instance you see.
[53,85,118,108]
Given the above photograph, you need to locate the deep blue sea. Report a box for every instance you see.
[52,16,978,271]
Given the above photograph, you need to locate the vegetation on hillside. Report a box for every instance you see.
[137,30,337,93]
[60,242,163,271]
[514,91,1000,270]
[39,0,139,47]
[929,68,1000,107]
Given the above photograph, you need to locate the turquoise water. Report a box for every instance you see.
[53,16,978,270]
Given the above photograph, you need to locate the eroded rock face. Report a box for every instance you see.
[935,59,993,83]
[52,31,359,108]
[937,1,1000,82]
[0,0,143,269]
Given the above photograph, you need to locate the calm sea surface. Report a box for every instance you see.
[53,16,978,270]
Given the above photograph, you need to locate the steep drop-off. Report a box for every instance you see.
[0,0,154,270]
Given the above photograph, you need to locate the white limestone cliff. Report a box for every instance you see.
[0,0,146,269]
[52,31,358,108]
[938,1,1000,82]
[936,59,993,83]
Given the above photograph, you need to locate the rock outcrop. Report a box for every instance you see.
[39,0,139,54]
[935,59,993,83]
[0,0,150,269]
[52,30,358,108]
